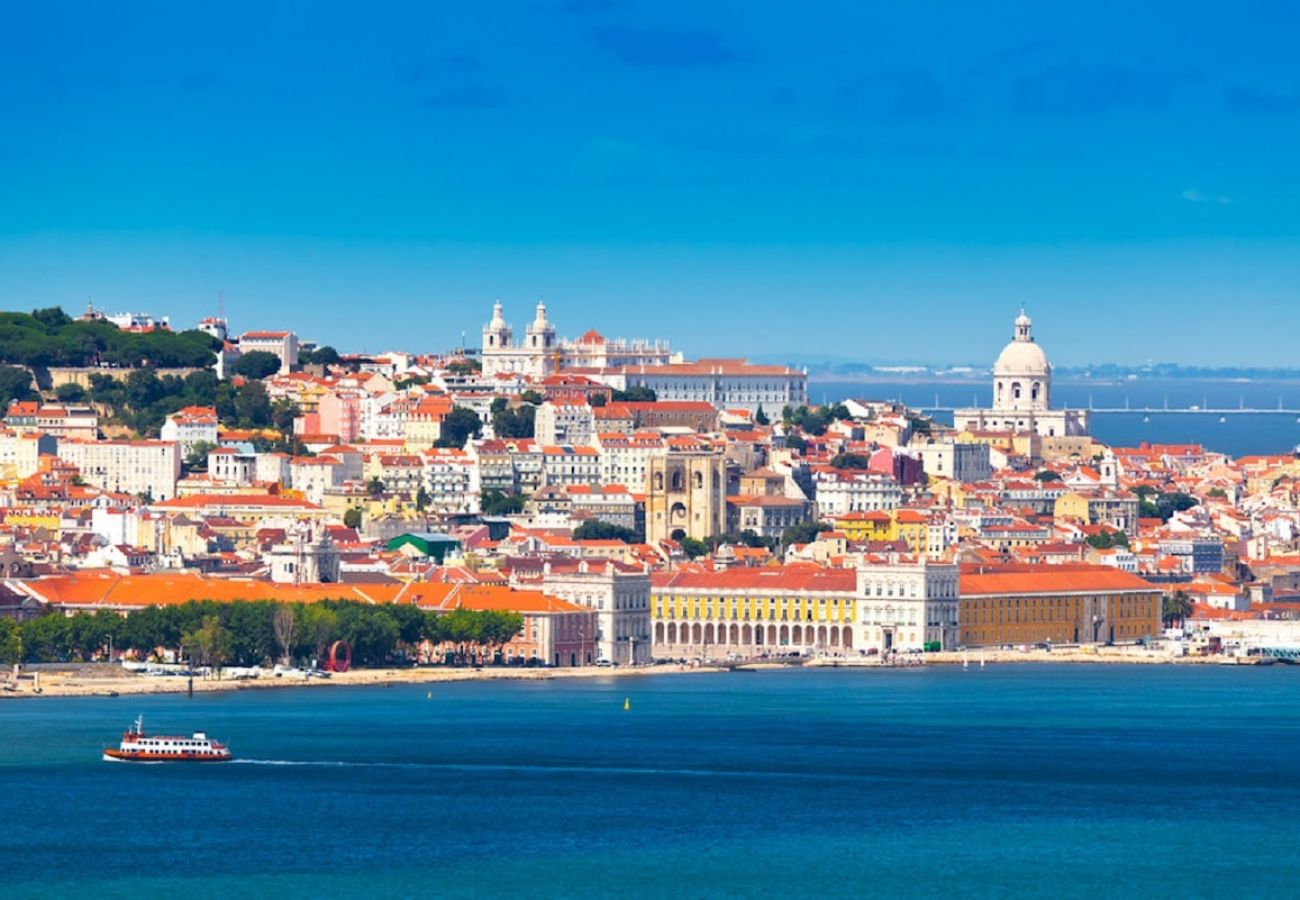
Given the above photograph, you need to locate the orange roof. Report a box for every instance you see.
[653,566,857,594]
[960,564,1158,597]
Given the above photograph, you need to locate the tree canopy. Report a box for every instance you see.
[0,308,219,369]
[435,406,483,449]
[572,521,639,542]
[232,350,282,379]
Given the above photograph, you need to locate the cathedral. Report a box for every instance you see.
[952,312,1090,438]
[480,300,676,380]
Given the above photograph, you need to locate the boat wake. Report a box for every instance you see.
[230,758,880,782]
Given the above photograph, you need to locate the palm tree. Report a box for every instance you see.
[1162,590,1193,627]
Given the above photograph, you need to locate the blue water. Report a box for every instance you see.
[811,378,1300,455]
[3,667,1299,899]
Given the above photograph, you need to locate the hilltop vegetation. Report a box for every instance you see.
[0,307,219,369]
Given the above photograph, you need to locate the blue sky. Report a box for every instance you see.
[1,1,1298,366]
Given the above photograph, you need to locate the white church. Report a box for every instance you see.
[480,299,676,380]
[952,312,1090,438]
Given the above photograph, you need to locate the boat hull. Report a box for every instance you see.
[103,749,232,763]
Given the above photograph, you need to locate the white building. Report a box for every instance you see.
[481,300,558,380]
[540,445,601,488]
[953,313,1090,438]
[480,299,673,380]
[58,440,180,500]
[238,330,300,374]
[0,430,56,480]
[615,359,807,415]
[517,559,652,666]
[208,448,257,485]
[266,522,341,584]
[160,406,219,458]
[812,469,903,517]
[595,431,665,491]
[854,559,960,652]
[914,441,992,483]
[422,449,480,513]
[534,400,595,447]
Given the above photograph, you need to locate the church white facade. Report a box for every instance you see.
[953,313,1090,438]
[480,300,675,380]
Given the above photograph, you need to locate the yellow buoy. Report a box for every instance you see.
[623,697,630,711]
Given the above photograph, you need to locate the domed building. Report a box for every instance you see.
[953,312,1089,439]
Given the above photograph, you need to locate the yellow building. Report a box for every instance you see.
[894,510,930,554]
[831,511,894,543]
[1052,491,1091,523]
[959,564,1160,646]
[651,566,859,655]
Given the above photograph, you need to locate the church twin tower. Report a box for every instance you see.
[482,300,558,380]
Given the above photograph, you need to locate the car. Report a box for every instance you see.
[595,659,614,668]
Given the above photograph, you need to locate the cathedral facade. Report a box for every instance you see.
[480,300,675,380]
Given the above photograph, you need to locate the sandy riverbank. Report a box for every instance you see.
[0,662,732,700]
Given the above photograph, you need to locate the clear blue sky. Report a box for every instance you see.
[1,1,1298,366]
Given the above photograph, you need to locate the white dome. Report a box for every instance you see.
[994,339,1050,376]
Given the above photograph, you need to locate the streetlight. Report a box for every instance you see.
[105,634,114,665]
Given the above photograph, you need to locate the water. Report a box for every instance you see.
[811,378,1300,455]
[3,667,1299,898]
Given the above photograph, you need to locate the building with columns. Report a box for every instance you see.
[649,559,960,659]
[953,312,1090,438]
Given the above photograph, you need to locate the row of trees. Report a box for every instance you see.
[0,308,219,369]
[0,601,523,668]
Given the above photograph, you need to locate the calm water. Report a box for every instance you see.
[812,378,1300,455]
[2,667,1299,899]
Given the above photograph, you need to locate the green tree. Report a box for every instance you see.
[182,614,232,669]
[611,386,656,402]
[784,433,807,453]
[55,382,87,403]
[343,508,363,529]
[1086,529,1129,550]
[124,367,164,409]
[235,380,272,427]
[1034,471,1061,482]
[435,407,482,449]
[1163,590,1193,626]
[481,490,526,515]
[679,537,710,558]
[0,365,37,409]
[0,618,23,665]
[415,486,431,512]
[301,345,342,368]
[232,351,282,379]
[520,390,544,406]
[830,452,872,469]
[755,405,769,425]
[572,521,639,542]
[298,605,339,664]
[781,521,832,548]
[367,477,386,497]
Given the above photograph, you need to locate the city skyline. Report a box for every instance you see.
[2,1,1298,364]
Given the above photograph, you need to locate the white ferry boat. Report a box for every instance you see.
[102,715,232,763]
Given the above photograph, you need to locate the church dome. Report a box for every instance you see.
[994,339,1049,376]
[994,312,1050,376]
